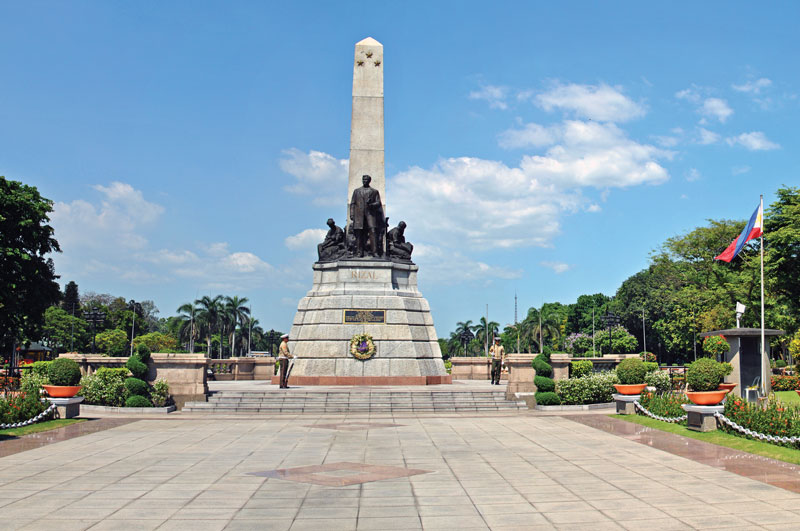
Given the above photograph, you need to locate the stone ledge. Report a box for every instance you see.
[80,404,176,415]
[269,375,452,386]
[534,402,614,411]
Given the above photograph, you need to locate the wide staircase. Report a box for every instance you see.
[182,388,527,414]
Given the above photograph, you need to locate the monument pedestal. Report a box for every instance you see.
[285,260,450,385]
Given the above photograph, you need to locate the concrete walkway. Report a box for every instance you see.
[2,414,799,529]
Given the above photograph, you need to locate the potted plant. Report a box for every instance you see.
[686,358,733,405]
[614,358,647,395]
[43,358,83,398]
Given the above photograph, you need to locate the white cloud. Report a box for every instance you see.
[675,87,702,104]
[498,123,558,149]
[50,182,276,291]
[685,168,701,182]
[468,84,509,110]
[411,244,521,284]
[726,131,780,151]
[733,78,772,94]
[285,229,327,250]
[535,83,645,122]
[654,135,679,148]
[586,204,602,213]
[540,261,571,274]
[280,148,348,206]
[732,165,751,175]
[697,127,720,145]
[700,98,733,123]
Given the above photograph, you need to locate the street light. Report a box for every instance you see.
[601,312,621,355]
[129,300,142,356]
[267,329,279,356]
[84,308,107,355]
[460,329,474,356]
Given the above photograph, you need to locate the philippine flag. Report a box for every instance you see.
[714,202,763,262]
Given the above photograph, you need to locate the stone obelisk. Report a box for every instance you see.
[347,37,386,225]
[282,37,449,386]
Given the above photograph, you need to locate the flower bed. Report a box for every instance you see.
[638,391,689,420]
[721,395,800,448]
[771,374,800,391]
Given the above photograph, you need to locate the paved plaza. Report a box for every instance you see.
[2,411,800,530]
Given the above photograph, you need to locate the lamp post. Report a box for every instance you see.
[601,312,621,355]
[267,329,279,356]
[460,329,474,356]
[84,309,106,355]
[128,300,142,356]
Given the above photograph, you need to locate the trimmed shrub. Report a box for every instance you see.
[645,369,671,394]
[126,356,148,380]
[136,343,152,363]
[556,371,619,405]
[124,377,149,397]
[570,360,593,378]
[643,362,659,373]
[532,357,552,378]
[616,358,646,385]
[29,361,52,378]
[151,378,171,407]
[79,367,130,406]
[775,359,788,368]
[534,391,561,406]
[686,357,731,391]
[125,395,152,408]
[534,375,555,393]
[47,358,82,386]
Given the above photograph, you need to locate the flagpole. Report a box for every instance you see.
[760,194,766,395]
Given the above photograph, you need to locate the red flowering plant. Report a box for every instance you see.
[771,374,800,391]
[722,395,800,448]
[639,391,689,420]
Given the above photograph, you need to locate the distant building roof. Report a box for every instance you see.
[17,342,53,352]
[700,328,785,338]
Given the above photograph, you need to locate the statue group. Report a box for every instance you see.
[317,174,413,263]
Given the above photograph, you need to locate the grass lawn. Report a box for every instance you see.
[775,390,800,404]
[0,418,86,438]
[611,414,800,466]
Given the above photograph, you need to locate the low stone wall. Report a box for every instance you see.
[505,353,537,400]
[60,353,208,410]
[450,357,491,380]
[207,357,275,381]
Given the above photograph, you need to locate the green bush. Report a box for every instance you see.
[126,355,148,380]
[28,361,52,378]
[95,329,129,356]
[534,391,561,406]
[556,371,619,405]
[645,369,671,393]
[532,357,552,378]
[124,377,149,397]
[125,395,152,408]
[47,358,82,386]
[616,358,646,385]
[570,360,593,378]
[136,343,152,363]
[640,351,656,362]
[534,375,555,393]
[20,369,48,395]
[702,335,729,358]
[639,391,689,418]
[643,362,659,373]
[132,332,176,354]
[775,359,788,368]
[79,367,130,406]
[687,357,731,391]
[151,378,170,407]
[0,392,48,424]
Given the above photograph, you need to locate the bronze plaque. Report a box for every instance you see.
[344,310,385,324]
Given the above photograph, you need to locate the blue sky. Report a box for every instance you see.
[2,2,797,336]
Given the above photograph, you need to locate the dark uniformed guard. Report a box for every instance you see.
[489,337,505,385]
[278,334,293,389]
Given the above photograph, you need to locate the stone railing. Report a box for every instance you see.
[207,357,275,381]
[60,353,208,410]
[550,353,640,380]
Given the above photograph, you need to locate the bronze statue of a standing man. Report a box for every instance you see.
[349,174,385,258]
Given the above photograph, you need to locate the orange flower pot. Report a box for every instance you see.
[614,383,647,395]
[718,383,737,393]
[686,390,728,406]
[43,385,81,398]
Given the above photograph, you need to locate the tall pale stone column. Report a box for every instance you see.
[347,37,385,226]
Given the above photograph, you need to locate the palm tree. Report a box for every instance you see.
[224,296,250,357]
[176,302,200,353]
[529,306,562,353]
[473,317,500,355]
[454,320,474,355]
[195,295,223,358]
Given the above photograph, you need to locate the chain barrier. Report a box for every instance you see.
[634,400,687,423]
[0,402,57,430]
[715,412,800,445]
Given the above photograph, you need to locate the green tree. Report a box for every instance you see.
[132,331,178,353]
[42,306,88,353]
[95,328,129,356]
[472,317,500,356]
[594,326,638,354]
[567,294,610,336]
[224,295,250,357]
[62,281,80,315]
[0,177,62,352]
[195,295,223,357]
[766,187,800,332]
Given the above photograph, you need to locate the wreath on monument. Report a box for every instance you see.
[350,333,376,360]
